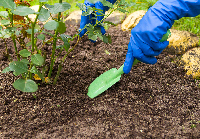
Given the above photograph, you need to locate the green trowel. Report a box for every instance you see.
[87,30,171,98]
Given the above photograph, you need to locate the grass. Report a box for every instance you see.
[173,15,200,36]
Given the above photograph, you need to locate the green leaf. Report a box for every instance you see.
[59,34,70,51]
[97,33,103,41]
[13,79,38,92]
[44,20,59,30]
[88,33,97,41]
[104,21,117,26]
[25,29,38,34]
[57,22,66,34]
[35,24,41,30]
[31,54,44,66]
[37,34,45,41]
[1,67,11,73]
[82,7,93,16]
[15,30,20,36]
[86,24,95,32]
[107,34,112,44]
[49,2,71,14]
[0,11,8,18]
[60,34,70,42]
[38,7,50,22]
[116,8,128,13]
[100,0,113,8]
[126,2,135,7]
[102,34,112,44]
[9,61,28,76]
[26,41,32,47]
[56,44,69,52]
[0,0,16,10]
[30,66,44,81]
[0,30,11,38]
[60,34,72,39]
[76,3,86,11]
[64,43,70,52]
[44,4,54,9]
[19,49,31,57]
[1,20,10,26]
[42,30,54,37]
[39,0,48,2]
[0,26,2,30]
[12,6,35,16]
[56,45,64,49]
[21,59,29,64]
[6,27,17,33]
[86,0,99,4]
[105,50,110,55]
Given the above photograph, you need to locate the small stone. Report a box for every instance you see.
[104,11,126,25]
[181,47,200,79]
[65,10,82,26]
[164,29,199,54]
[121,10,146,31]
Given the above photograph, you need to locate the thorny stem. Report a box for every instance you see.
[3,38,8,55]
[29,3,43,79]
[53,36,81,85]
[12,35,20,61]
[31,4,42,52]
[8,8,18,61]
[42,52,47,83]
[48,31,58,78]
[48,0,63,78]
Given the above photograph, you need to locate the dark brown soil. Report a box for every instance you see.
[0,24,200,139]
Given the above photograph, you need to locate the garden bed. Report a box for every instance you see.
[0,24,200,138]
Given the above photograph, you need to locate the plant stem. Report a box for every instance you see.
[29,3,43,79]
[53,61,62,85]
[3,38,8,55]
[53,36,81,84]
[10,13,13,27]
[48,32,58,78]
[31,4,42,52]
[31,23,35,52]
[12,35,20,61]
[48,0,62,78]
[8,7,18,61]
[42,52,47,83]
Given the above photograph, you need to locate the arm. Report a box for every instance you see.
[123,0,200,74]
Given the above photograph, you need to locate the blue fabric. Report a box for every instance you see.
[79,0,117,40]
[123,0,200,74]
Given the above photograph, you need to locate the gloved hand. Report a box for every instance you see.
[123,0,200,74]
[79,0,117,40]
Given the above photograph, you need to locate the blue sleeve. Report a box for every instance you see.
[134,0,200,43]
[155,0,200,18]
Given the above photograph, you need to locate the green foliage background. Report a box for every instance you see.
[0,0,199,36]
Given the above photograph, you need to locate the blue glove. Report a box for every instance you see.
[79,0,117,40]
[123,0,200,74]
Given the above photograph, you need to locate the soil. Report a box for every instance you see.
[0,24,200,139]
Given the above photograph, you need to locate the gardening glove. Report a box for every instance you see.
[123,0,200,74]
[79,0,117,41]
